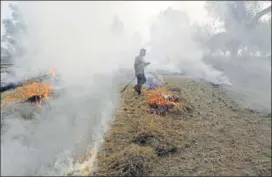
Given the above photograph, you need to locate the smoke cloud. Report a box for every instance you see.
[145,7,231,84]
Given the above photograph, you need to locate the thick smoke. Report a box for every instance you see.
[145,7,231,85]
[1,2,143,175]
[1,1,248,176]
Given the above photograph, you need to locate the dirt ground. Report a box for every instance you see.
[94,76,271,176]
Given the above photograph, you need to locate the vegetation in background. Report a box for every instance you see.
[1,3,27,64]
[198,1,271,57]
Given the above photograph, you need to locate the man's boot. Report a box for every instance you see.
[133,85,141,95]
[137,85,142,95]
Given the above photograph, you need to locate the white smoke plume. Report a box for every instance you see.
[145,7,231,85]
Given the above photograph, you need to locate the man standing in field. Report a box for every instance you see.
[133,48,150,95]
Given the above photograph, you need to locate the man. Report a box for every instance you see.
[133,48,150,95]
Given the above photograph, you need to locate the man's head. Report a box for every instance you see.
[140,48,146,57]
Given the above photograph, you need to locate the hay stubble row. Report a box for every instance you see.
[94,77,271,176]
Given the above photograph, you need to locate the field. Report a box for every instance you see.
[94,76,271,176]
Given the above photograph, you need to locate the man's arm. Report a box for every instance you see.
[135,56,150,71]
[144,61,150,67]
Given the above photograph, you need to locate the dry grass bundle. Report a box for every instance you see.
[96,144,157,176]
[143,87,184,115]
[1,69,56,108]
[1,82,53,107]
[132,131,177,157]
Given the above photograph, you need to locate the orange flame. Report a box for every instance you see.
[1,69,57,108]
[2,82,52,104]
[143,87,184,113]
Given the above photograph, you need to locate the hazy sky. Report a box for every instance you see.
[1,1,208,38]
[1,1,270,36]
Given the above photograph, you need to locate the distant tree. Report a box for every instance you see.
[192,19,224,54]
[1,3,27,62]
[203,1,271,56]
[205,1,271,30]
[247,4,271,28]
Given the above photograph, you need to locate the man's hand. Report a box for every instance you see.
[145,62,151,66]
